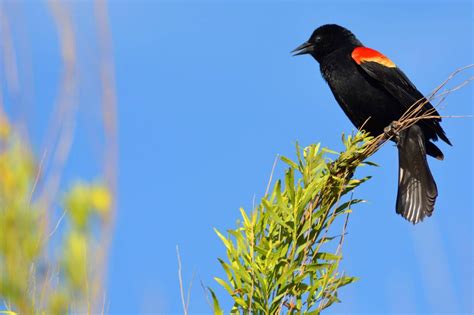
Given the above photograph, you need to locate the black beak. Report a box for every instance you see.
[291,41,314,56]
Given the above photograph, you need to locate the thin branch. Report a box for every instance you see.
[92,0,119,307]
[176,245,188,315]
[186,269,196,312]
[336,211,351,256]
[200,280,213,310]
[45,209,67,241]
[265,154,279,197]
[363,66,473,158]
[38,0,78,231]
[29,150,47,205]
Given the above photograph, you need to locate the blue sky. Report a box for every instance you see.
[11,0,474,314]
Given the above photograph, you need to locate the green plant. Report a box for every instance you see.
[211,131,375,314]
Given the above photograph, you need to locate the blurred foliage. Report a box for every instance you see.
[211,132,375,314]
[0,118,111,314]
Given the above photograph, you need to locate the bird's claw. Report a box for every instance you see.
[384,121,401,143]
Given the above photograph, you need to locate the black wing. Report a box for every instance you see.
[353,52,451,145]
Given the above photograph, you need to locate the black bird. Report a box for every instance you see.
[292,24,451,224]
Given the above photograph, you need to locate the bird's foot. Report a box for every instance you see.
[383,121,402,143]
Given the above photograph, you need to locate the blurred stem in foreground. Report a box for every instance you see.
[0,118,111,314]
[0,1,118,313]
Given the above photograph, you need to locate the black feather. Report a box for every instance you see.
[396,125,438,224]
[295,24,450,224]
[357,61,452,148]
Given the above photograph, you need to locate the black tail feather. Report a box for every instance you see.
[426,141,444,160]
[396,125,438,224]
[436,125,452,146]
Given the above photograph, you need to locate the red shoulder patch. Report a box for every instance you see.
[351,47,396,68]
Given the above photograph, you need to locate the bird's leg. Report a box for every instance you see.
[383,121,402,143]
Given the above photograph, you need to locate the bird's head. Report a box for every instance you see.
[292,24,361,62]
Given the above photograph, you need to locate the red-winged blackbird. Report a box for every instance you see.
[292,24,451,224]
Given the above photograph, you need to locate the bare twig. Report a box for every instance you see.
[29,150,47,205]
[37,0,78,231]
[200,280,213,310]
[45,209,67,241]
[336,211,351,256]
[362,64,473,157]
[101,291,107,315]
[92,0,119,307]
[34,3,78,305]
[265,154,280,196]
[186,269,196,312]
[176,245,188,315]
[0,6,20,99]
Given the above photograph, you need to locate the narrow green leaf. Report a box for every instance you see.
[214,277,234,296]
[240,208,250,227]
[315,252,341,261]
[262,199,290,230]
[218,258,234,285]
[234,296,247,309]
[214,228,232,251]
[363,161,379,167]
[334,199,365,214]
[208,287,224,315]
[280,156,299,170]
[285,167,295,203]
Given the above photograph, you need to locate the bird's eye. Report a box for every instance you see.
[315,36,322,43]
